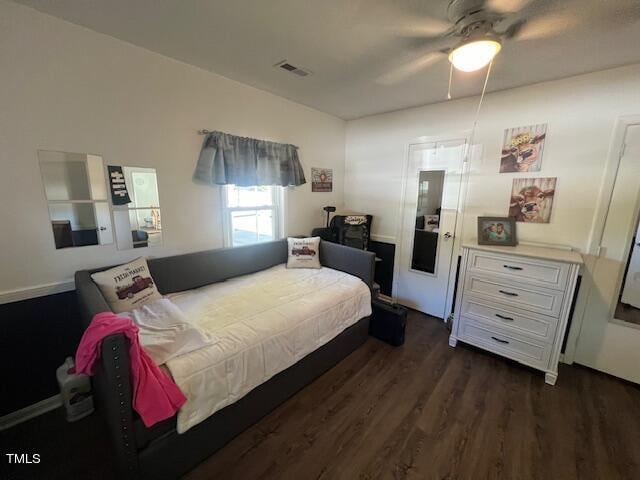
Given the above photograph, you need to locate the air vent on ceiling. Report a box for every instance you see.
[274,60,311,77]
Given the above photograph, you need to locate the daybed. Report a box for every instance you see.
[75,239,375,479]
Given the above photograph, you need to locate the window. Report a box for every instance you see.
[222,185,284,247]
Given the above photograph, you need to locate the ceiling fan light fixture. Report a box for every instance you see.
[448,38,502,72]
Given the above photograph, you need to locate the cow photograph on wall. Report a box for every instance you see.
[509,177,557,223]
[500,124,547,173]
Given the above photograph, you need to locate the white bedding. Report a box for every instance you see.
[165,264,371,433]
[121,298,211,366]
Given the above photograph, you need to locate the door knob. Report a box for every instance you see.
[443,232,453,239]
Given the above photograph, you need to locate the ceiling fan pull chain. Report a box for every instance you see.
[454,58,494,246]
[447,62,453,100]
[473,58,493,123]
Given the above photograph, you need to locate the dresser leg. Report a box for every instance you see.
[545,372,558,385]
[448,336,458,348]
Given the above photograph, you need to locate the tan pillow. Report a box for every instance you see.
[91,257,162,313]
[286,237,321,269]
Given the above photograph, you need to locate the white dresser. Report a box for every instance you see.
[450,242,583,385]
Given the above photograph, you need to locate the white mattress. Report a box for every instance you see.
[165,264,371,433]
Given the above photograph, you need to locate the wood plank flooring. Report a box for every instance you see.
[186,311,640,480]
[3,311,640,479]
[615,301,640,326]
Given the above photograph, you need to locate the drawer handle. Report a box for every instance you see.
[498,289,519,297]
[503,264,523,271]
[495,313,514,321]
[491,336,510,344]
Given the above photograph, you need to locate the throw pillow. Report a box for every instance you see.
[91,257,162,313]
[287,236,321,269]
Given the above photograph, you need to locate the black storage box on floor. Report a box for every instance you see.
[369,299,408,346]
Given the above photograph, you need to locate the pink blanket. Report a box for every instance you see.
[76,312,186,427]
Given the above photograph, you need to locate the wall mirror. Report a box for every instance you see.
[411,170,445,274]
[110,166,162,250]
[614,214,640,326]
[38,150,113,249]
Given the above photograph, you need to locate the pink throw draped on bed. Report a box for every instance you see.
[75,312,186,427]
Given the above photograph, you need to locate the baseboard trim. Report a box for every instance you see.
[0,395,62,431]
[0,280,75,305]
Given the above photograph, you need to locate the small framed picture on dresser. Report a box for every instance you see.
[477,216,517,246]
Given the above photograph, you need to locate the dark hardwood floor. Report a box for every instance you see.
[4,311,640,480]
[615,301,640,326]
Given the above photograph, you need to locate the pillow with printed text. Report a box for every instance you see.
[91,257,162,313]
[286,237,321,269]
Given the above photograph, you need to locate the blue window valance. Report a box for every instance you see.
[193,131,306,187]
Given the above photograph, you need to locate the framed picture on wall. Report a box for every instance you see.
[509,177,556,223]
[500,124,547,173]
[311,168,333,192]
[477,216,517,246]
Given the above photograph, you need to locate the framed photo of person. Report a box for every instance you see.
[477,216,517,246]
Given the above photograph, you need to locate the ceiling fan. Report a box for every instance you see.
[444,0,528,71]
[377,0,640,84]
[376,0,537,83]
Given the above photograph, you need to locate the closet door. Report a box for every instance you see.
[395,139,466,318]
[94,202,114,245]
[574,123,640,383]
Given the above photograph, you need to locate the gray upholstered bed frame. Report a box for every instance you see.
[75,239,375,479]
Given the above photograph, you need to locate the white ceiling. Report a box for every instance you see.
[13,0,640,119]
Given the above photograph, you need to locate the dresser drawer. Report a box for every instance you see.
[458,319,551,368]
[464,274,564,317]
[468,250,569,291]
[460,297,556,340]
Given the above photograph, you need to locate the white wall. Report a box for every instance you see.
[0,0,345,293]
[345,64,640,250]
[344,63,640,368]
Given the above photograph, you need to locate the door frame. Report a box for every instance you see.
[564,114,640,362]
[392,131,472,320]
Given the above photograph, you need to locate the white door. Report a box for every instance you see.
[621,219,640,308]
[396,139,466,318]
[87,154,113,246]
[574,123,640,383]
[94,202,114,245]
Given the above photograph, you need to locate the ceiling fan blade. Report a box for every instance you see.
[486,0,533,14]
[367,9,454,39]
[395,31,459,54]
[500,18,527,39]
[396,17,455,37]
[503,0,640,42]
[509,10,578,41]
[376,51,446,85]
[493,0,566,41]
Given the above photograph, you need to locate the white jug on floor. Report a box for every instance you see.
[56,357,94,422]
